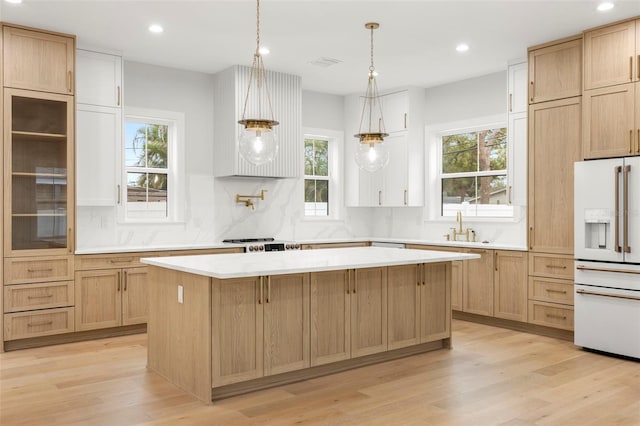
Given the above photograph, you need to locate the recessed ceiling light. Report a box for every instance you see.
[597,2,614,11]
[148,24,164,34]
[5,0,23,4]
[456,43,469,53]
[258,46,270,55]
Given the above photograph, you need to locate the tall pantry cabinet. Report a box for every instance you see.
[2,24,76,347]
[527,36,582,331]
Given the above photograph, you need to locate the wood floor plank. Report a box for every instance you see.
[1,320,638,425]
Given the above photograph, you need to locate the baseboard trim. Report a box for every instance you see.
[3,324,147,351]
[453,311,574,341]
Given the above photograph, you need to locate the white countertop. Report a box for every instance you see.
[141,246,480,279]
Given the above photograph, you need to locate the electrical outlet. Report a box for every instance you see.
[178,285,184,304]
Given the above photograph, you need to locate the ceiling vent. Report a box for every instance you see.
[309,57,343,67]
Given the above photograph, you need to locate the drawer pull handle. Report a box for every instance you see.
[545,289,567,294]
[110,258,134,263]
[27,268,53,273]
[27,294,54,299]
[576,265,640,275]
[576,289,640,301]
[28,321,53,327]
[545,314,567,320]
[545,265,567,269]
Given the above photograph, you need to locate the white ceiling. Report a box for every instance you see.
[2,0,640,95]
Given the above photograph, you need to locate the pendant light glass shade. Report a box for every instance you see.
[354,22,389,173]
[238,0,279,166]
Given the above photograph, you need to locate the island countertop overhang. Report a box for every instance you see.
[141,247,480,279]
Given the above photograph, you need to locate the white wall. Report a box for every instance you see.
[369,71,527,247]
[76,62,370,251]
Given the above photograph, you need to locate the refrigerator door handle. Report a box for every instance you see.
[615,166,622,253]
[624,165,631,253]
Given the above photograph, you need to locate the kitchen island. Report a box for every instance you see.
[142,247,479,402]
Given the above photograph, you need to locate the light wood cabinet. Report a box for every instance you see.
[527,253,574,331]
[211,273,310,386]
[2,25,75,95]
[4,255,73,284]
[74,267,147,331]
[584,19,639,90]
[528,38,582,104]
[310,268,387,366]
[462,248,495,317]
[4,88,75,257]
[388,262,452,349]
[4,307,74,340]
[583,83,638,159]
[4,280,74,313]
[528,97,582,254]
[493,250,528,322]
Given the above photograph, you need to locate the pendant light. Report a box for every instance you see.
[354,22,389,172]
[238,0,279,166]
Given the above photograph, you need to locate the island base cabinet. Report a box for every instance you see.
[310,270,351,366]
[310,268,387,366]
[212,273,310,387]
[212,276,263,386]
[388,263,451,350]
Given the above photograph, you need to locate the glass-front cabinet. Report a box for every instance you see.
[4,88,74,256]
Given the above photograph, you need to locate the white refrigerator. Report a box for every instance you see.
[574,158,640,359]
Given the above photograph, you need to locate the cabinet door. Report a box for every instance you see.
[211,277,263,386]
[381,90,409,133]
[383,133,409,206]
[507,112,527,206]
[75,270,121,331]
[358,168,383,206]
[310,270,350,366]
[420,263,451,343]
[584,20,637,90]
[528,39,582,103]
[76,105,121,206]
[121,267,147,326]
[4,89,75,256]
[583,83,636,159]
[387,264,420,350]
[2,26,75,94]
[76,49,122,107]
[508,62,528,114]
[351,267,387,357]
[462,249,494,316]
[494,251,528,322]
[528,97,582,254]
[263,273,310,376]
[450,260,464,311]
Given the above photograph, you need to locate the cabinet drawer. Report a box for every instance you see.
[75,253,146,270]
[4,307,75,340]
[528,277,574,305]
[301,242,370,250]
[4,281,74,313]
[165,248,244,256]
[528,301,574,331]
[529,253,574,279]
[4,256,74,284]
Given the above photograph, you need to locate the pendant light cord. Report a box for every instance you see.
[369,24,375,74]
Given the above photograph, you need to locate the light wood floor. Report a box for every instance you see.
[1,320,638,426]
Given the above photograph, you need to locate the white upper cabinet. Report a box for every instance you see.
[508,62,528,114]
[507,61,528,208]
[76,49,122,107]
[213,65,302,178]
[345,87,424,207]
[381,90,409,133]
[76,49,123,206]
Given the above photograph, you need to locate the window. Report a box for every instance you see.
[123,108,184,222]
[439,125,511,218]
[304,137,330,217]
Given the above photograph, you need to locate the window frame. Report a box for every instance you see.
[426,114,514,221]
[119,107,185,224]
[302,128,343,221]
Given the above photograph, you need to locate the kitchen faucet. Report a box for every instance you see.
[446,211,476,242]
